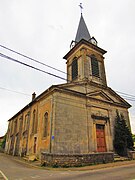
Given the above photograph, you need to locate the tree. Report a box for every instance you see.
[132,134,135,146]
[113,111,134,156]
[0,135,6,150]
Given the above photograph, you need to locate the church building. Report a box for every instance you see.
[5,13,131,166]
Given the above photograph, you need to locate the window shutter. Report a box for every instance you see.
[91,56,99,77]
[72,58,78,80]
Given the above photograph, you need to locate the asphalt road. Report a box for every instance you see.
[0,153,135,180]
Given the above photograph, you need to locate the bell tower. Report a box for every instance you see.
[63,14,107,87]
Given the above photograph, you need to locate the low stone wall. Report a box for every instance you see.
[41,152,114,167]
[0,147,4,153]
[128,151,135,160]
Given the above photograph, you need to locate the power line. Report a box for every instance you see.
[0,50,135,101]
[1,81,135,101]
[116,91,135,98]
[119,96,135,102]
[115,91,135,102]
[1,43,135,99]
[124,98,135,102]
[0,52,67,81]
[121,95,135,101]
[0,44,67,75]
[0,87,30,96]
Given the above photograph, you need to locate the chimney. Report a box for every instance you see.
[32,92,36,101]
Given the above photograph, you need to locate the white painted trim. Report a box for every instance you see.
[0,170,8,180]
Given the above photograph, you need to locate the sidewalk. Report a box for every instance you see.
[2,153,135,171]
[68,160,135,171]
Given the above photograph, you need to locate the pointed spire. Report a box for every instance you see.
[75,14,91,43]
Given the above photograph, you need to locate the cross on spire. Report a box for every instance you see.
[79,3,83,14]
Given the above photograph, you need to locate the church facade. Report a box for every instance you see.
[5,14,131,165]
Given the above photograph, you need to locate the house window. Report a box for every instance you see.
[72,58,78,80]
[91,55,99,77]
[43,112,48,137]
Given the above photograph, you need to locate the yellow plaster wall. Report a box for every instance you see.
[5,95,52,158]
[37,97,52,156]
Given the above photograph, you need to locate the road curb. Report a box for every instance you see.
[11,157,135,171]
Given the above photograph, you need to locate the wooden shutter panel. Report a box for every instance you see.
[91,56,99,77]
[72,58,78,80]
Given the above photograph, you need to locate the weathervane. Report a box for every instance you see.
[79,3,83,14]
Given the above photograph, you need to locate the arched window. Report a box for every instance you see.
[43,112,48,137]
[32,110,36,133]
[19,116,23,133]
[72,58,78,80]
[14,119,17,134]
[91,55,99,77]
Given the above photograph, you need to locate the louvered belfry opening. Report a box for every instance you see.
[91,55,99,77]
[72,58,78,80]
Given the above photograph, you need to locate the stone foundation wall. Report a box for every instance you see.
[128,151,135,160]
[41,152,114,167]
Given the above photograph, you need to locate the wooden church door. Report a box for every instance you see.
[96,124,107,152]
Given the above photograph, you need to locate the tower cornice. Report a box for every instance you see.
[63,39,107,60]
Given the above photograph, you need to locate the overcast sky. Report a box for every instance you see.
[0,0,135,136]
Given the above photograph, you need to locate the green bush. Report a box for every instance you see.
[0,135,6,149]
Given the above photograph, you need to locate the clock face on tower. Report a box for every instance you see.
[90,37,97,46]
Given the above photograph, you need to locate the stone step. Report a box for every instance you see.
[24,155,41,166]
[114,154,121,158]
[23,154,39,162]
[23,155,29,161]
[114,154,129,162]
